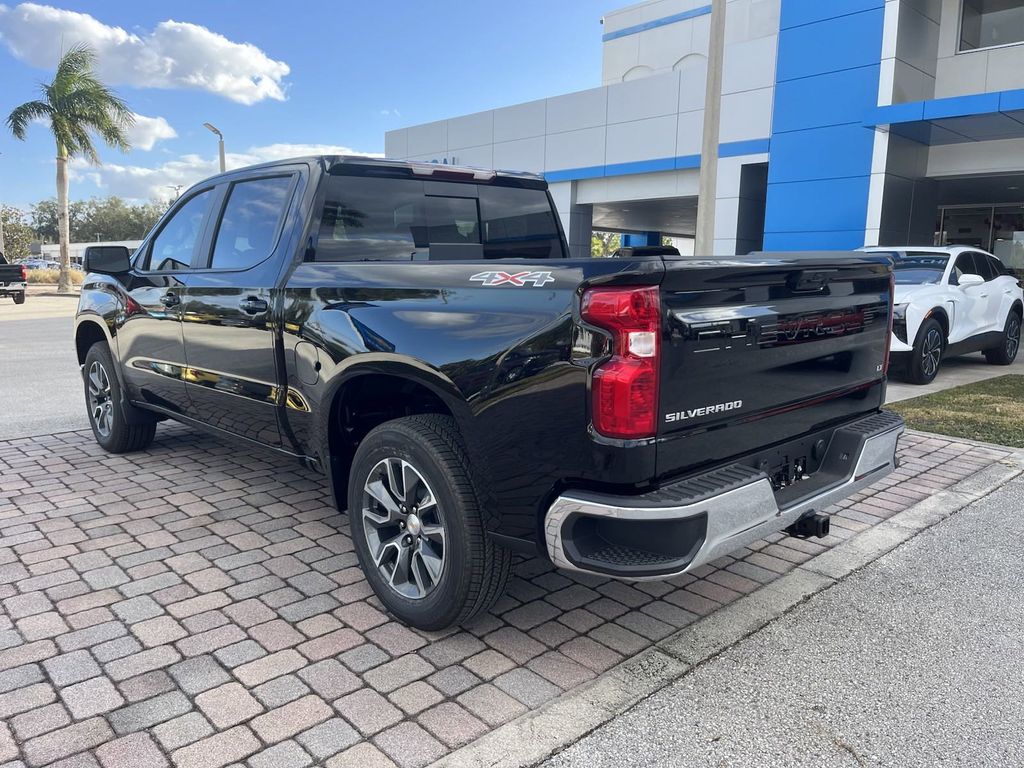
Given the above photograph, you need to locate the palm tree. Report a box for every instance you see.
[7,44,133,292]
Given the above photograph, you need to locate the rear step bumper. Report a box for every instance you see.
[544,410,904,580]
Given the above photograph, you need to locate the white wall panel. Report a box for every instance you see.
[493,100,546,143]
[545,127,607,170]
[546,87,609,134]
[446,111,493,151]
[492,137,545,173]
[606,115,678,164]
[406,121,447,157]
[607,72,681,123]
[718,87,773,143]
[721,34,778,94]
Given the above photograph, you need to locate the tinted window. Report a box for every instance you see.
[892,253,949,285]
[144,189,213,271]
[210,176,292,270]
[480,186,564,259]
[985,253,1008,277]
[972,252,997,281]
[316,175,564,261]
[951,253,985,284]
[960,0,1024,51]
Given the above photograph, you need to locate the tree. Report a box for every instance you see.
[7,44,133,292]
[0,206,34,262]
[591,231,620,258]
[30,196,169,242]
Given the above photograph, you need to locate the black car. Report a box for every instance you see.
[0,253,27,304]
[74,156,903,629]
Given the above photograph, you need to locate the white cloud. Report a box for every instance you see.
[125,113,177,151]
[70,143,383,201]
[0,3,290,104]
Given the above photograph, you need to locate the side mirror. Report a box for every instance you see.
[958,273,985,288]
[84,245,131,275]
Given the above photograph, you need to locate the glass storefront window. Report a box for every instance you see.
[960,0,1024,51]
[937,204,1024,276]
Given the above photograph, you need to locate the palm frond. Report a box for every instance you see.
[7,42,134,163]
[7,100,52,140]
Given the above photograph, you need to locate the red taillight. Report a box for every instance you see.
[581,286,660,439]
[20,265,27,282]
[883,273,894,375]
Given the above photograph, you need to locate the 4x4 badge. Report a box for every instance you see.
[470,270,555,287]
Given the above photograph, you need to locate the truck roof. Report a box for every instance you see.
[200,154,546,187]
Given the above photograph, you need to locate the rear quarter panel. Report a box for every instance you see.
[281,257,663,539]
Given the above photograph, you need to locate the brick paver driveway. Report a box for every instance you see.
[0,426,1010,768]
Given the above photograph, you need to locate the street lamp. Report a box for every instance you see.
[203,122,226,173]
[165,184,183,201]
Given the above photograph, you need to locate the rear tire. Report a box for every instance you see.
[13,292,25,305]
[83,342,157,453]
[984,311,1021,366]
[906,318,945,385]
[347,415,510,630]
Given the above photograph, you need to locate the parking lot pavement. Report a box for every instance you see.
[0,426,1011,768]
[542,474,1024,768]
[0,294,85,440]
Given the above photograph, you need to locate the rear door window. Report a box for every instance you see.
[209,176,293,271]
[970,252,996,281]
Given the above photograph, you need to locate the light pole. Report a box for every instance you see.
[165,184,183,201]
[203,123,226,173]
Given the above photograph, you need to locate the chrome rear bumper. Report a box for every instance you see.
[544,411,904,580]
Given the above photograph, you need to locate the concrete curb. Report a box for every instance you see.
[429,451,1024,768]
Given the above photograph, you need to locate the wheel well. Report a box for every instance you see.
[924,308,949,340]
[328,374,454,505]
[75,322,107,365]
[1012,300,1023,318]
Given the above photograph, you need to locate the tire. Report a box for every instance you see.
[906,317,945,385]
[347,415,510,630]
[83,342,157,453]
[984,311,1021,366]
[13,292,25,305]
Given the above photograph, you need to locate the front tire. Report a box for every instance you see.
[83,342,156,453]
[906,317,945,385]
[984,312,1021,366]
[348,415,510,630]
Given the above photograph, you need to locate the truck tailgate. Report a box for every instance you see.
[656,253,892,477]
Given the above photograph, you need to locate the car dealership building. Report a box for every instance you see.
[385,0,1024,271]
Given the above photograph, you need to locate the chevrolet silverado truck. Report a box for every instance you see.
[74,156,903,630]
[0,253,27,304]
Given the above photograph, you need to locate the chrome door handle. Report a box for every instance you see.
[160,292,180,307]
[240,296,268,314]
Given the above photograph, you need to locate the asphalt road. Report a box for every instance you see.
[0,293,87,439]
[543,477,1024,768]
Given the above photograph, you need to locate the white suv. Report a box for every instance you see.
[861,246,1022,384]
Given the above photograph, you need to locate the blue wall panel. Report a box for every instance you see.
[768,124,875,184]
[773,66,882,133]
[780,0,884,30]
[763,1,885,251]
[776,8,885,81]
[764,230,868,250]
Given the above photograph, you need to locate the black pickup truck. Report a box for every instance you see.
[0,253,27,304]
[74,156,903,629]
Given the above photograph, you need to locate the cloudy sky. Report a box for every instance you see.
[0,0,607,206]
